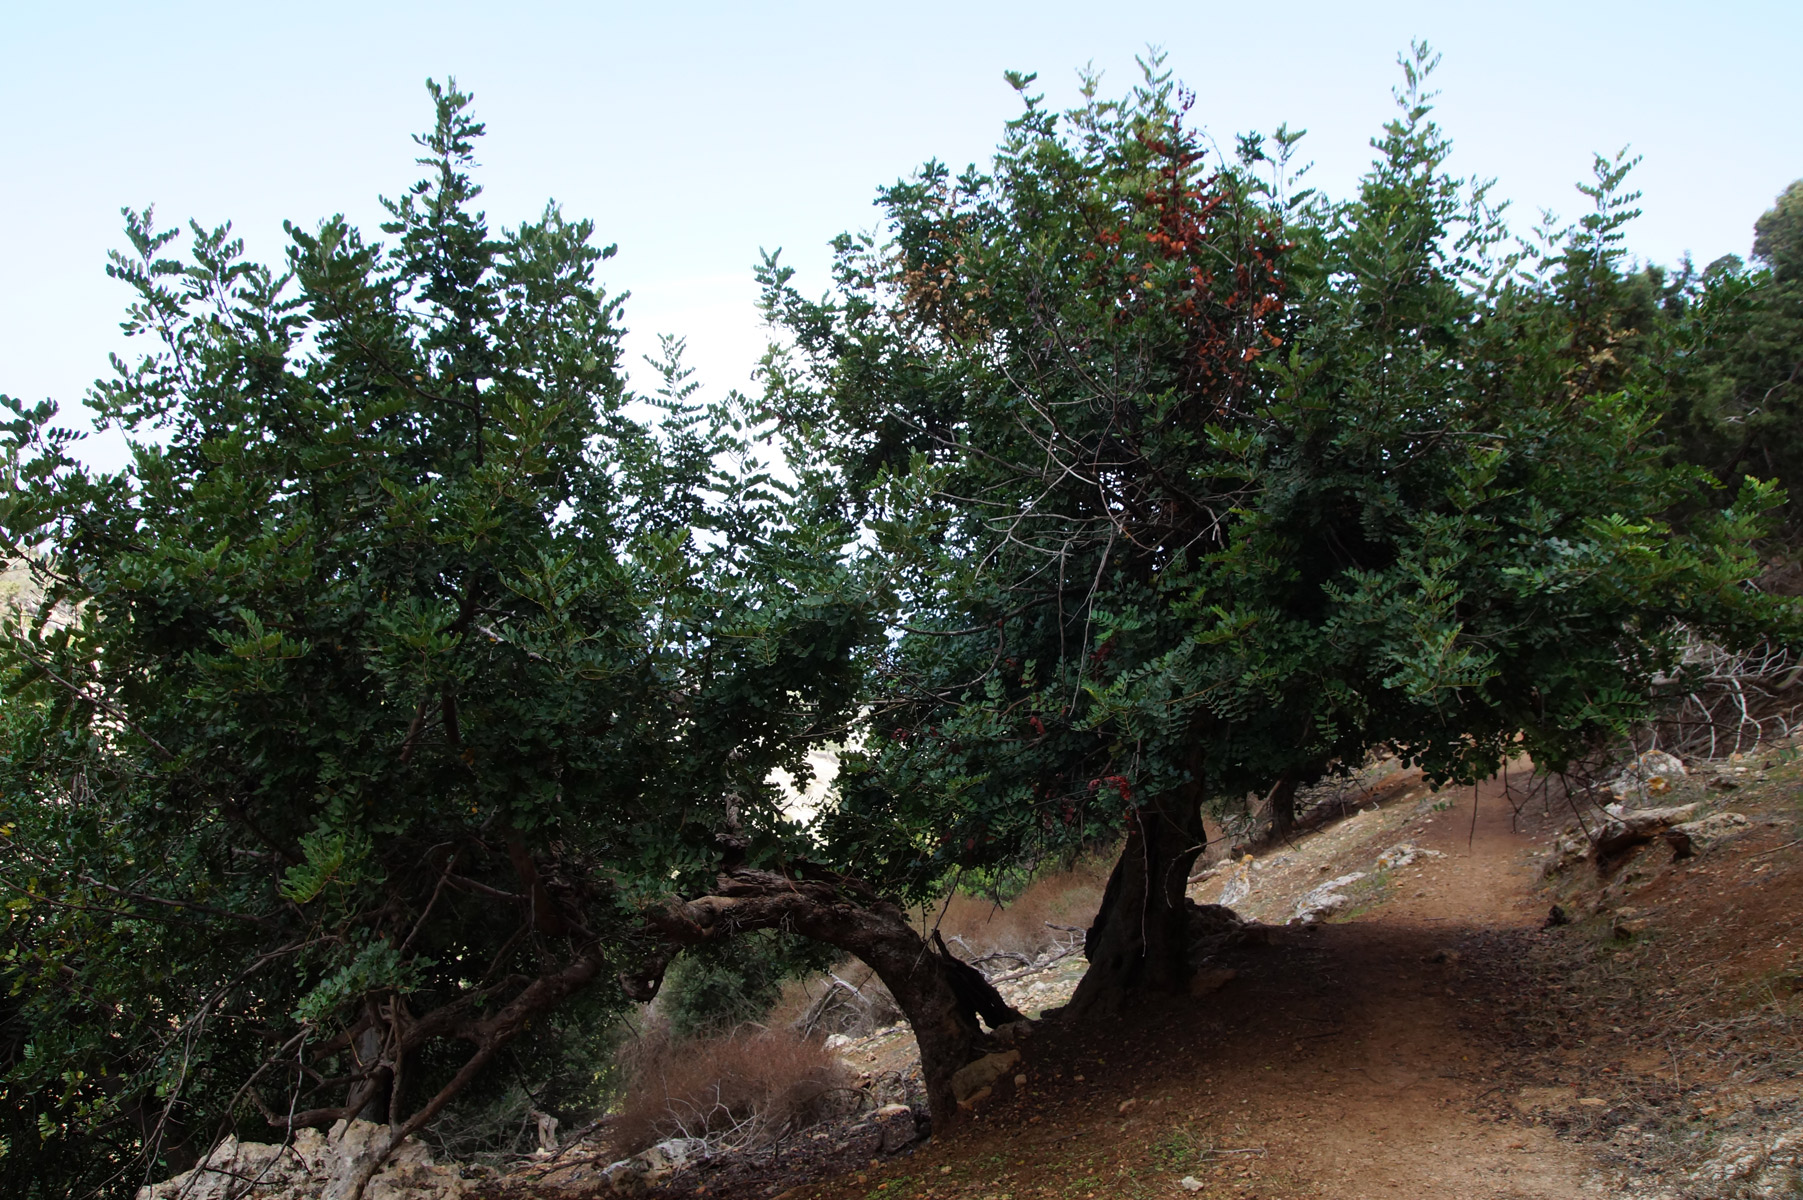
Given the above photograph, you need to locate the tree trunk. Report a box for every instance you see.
[1065,775,1208,1016]
[645,865,1018,1131]
[350,1024,390,1123]
[1259,769,1300,841]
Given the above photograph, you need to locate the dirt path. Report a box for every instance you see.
[1165,772,1598,1198]
[800,771,1619,1200]
[515,750,1803,1200]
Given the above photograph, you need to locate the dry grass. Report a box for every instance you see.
[612,1023,853,1154]
[771,963,902,1038]
[926,856,1110,964]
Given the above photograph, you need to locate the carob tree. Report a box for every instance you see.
[2,51,1796,1200]
[0,83,895,1199]
[760,47,1795,1016]
[633,859,1021,1124]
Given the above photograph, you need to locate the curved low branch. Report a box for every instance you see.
[643,863,1021,1131]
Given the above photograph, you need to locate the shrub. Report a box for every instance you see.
[424,1001,628,1164]
[612,1025,852,1153]
[658,931,839,1040]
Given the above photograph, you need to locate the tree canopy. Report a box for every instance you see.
[0,82,868,1198]
[1658,179,1803,538]
[761,47,1794,1006]
[1,53,1798,1200]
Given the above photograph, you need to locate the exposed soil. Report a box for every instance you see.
[806,769,1599,1200]
[513,745,1803,1200]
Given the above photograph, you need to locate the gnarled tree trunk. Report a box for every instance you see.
[643,864,1019,1130]
[1065,774,1208,1016]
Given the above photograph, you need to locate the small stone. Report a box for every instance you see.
[1290,872,1366,925]
[1013,1074,1028,1087]
[872,1104,916,1153]
[1179,1176,1205,1192]
[1118,1098,1139,1114]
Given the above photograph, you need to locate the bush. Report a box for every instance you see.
[423,1000,628,1164]
[612,1025,852,1153]
[658,931,838,1040]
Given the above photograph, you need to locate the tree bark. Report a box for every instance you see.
[1065,775,1208,1016]
[1258,769,1300,841]
[326,941,612,1200]
[644,864,1018,1131]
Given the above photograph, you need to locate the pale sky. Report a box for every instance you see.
[5,2,1799,471]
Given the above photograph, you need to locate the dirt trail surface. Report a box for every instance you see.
[1132,773,1597,1198]
[482,749,1802,1200]
[811,772,1603,1200]
[783,753,1799,1200]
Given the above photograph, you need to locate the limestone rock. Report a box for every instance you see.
[1591,803,1699,856]
[135,1121,469,1200]
[951,1049,1021,1102]
[1376,842,1443,870]
[988,1018,1035,1048]
[1689,1128,1803,1196]
[602,1137,708,1194]
[1541,831,1593,877]
[1606,751,1688,807]
[1218,855,1254,906]
[1664,811,1751,858]
[1182,901,1267,963]
[869,1103,917,1153]
[1291,873,1365,925]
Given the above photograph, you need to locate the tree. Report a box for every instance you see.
[760,48,1794,1016]
[5,58,1796,1200]
[0,82,882,1199]
[1659,180,1803,541]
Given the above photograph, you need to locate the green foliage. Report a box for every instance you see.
[658,931,835,1041]
[429,993,627,1164]
[0,82,869,1198]
[1658,180,1803,540]
[0,48,1796,1200]
[761,46,1797,899]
